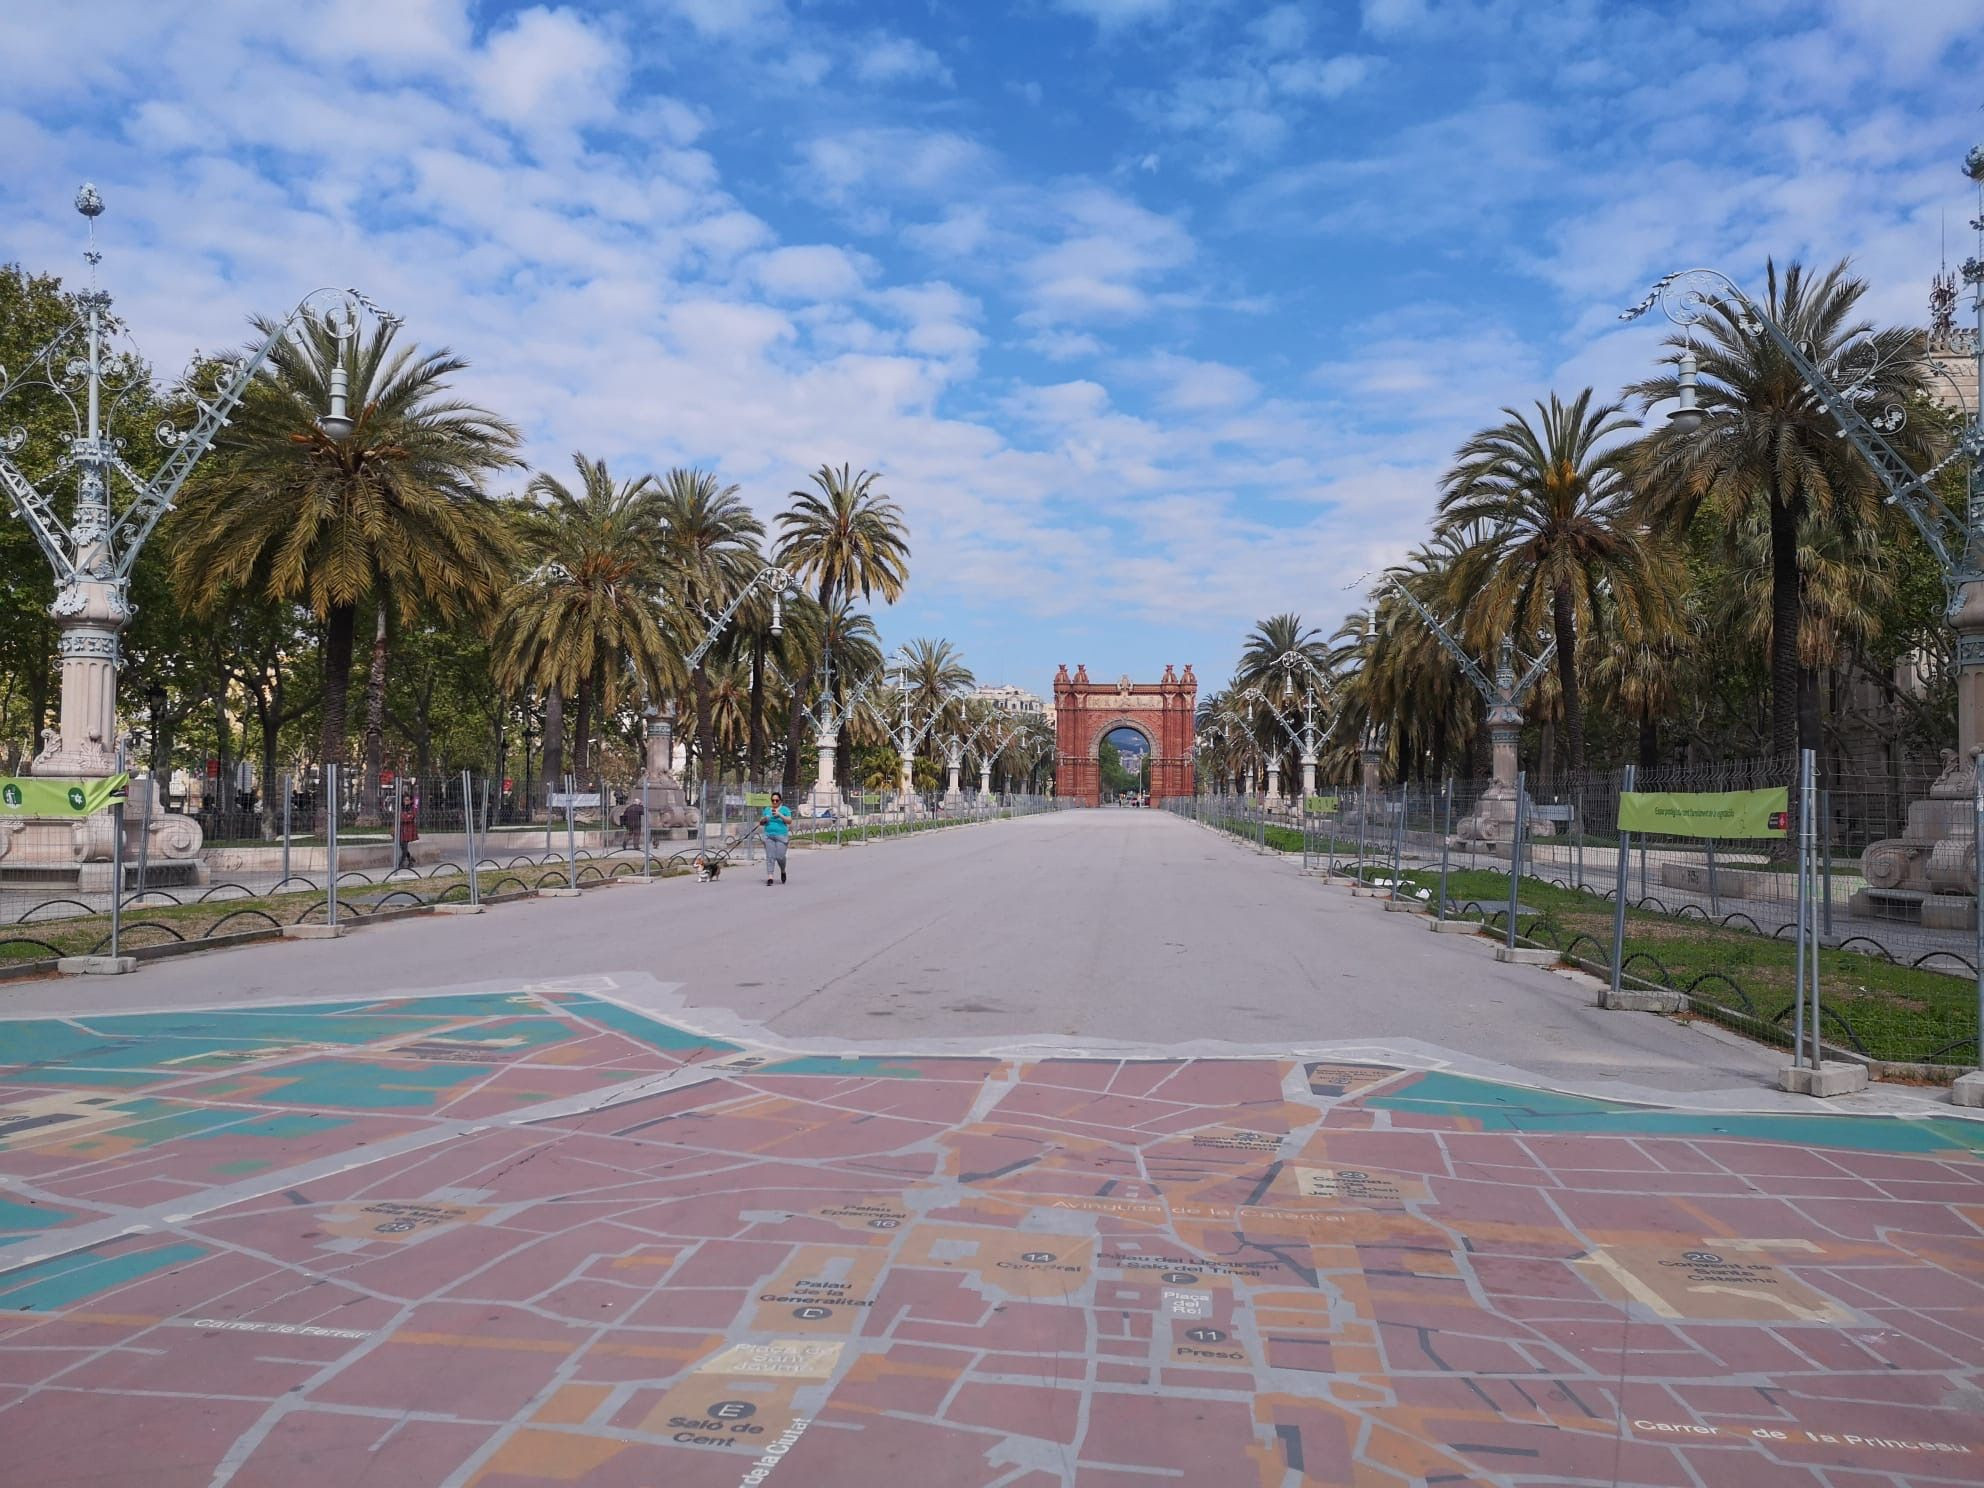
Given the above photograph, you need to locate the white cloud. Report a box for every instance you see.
[799,128,991,206]
[1135,353,1260,413]
[1020,188,1196,324]
[748,244,874,301]
[660,0,786,40]
[1361,0,1432,34]
[1052,0,1179,25]
[852,33,953,86]
[476,6,626,134]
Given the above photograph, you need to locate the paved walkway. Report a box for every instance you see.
[1,811,1979,1486]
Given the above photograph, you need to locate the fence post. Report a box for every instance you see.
[1389,787,1404,902]
[325,762,340,930]
[1820,785,1833,937]
[134,774,153,904]
[1705,837,1720,916]
[109,794,123,961]
[1975,765,1983,1073]
[1610,764,1635,1002]
[1802,748,1821,1070]
[1573,788,1584,891]
[1356,783,1368,880]
[462,769,480,909]
[280,772,291,890]
[698,780,709,859]
[565,775,578,892]
[1506,770,1525,951]
[1437,778,1453,921]
[641,775,652,879]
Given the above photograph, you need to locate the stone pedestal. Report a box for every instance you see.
[1301,755,1316,800]
[1454,713,1553,848]
[1858,750,1976,922]
[640,715,694,830]
[1265,761,1281,804]
[945,747,962,803]
[812,729,842,813]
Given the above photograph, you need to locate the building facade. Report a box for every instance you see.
[972,684,1047,717]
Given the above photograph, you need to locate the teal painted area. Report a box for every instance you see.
[0,1242,207,1311]
[355,994,545,1018]
[753,1055,923,1080]
[185,1113,349,1141]
[0,1197,69,1235]
[0,1021,126,1066]
[1372,1072,1984,1156]
[101,1103,250,1145]
[0,998,555,1084]
[256,1058,486,1109]
[0,1067,155,1088]
[556,997,740,1055]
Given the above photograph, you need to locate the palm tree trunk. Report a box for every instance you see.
[361,606,389,823]
[1550,580,1583,776]
[542,685,565,795]
[572,677,593,778]
[320,604,357,771]
[1768,499,1801,761]
[782,666,810,794]
[1638,714,1658,770]
[695,666,715,786]
[747,635,766,784]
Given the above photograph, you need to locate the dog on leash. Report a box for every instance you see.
[694,853,723,883]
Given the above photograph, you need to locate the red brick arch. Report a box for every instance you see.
[1053,663,1197,807]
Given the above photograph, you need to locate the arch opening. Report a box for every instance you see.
[1098,723,1153,805]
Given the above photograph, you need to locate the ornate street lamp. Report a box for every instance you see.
[0,184,398,874]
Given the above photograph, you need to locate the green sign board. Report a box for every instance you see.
[0,774,128,818]
[1617,787,1788,839]
[744,792,773,808]
[1305,795,1340,813]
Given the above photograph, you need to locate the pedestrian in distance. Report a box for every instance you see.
[396,793,420,871]
[620,794,644,851]
[762,791,792,886]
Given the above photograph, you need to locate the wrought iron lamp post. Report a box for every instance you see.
[0,185,397,877]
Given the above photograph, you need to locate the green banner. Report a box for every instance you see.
[745,791,773,808]
[1617,787,1788,839]
[0,774,128,818]
[1305,795,1340,813]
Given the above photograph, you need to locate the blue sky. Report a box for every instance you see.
[3,0,1979,698]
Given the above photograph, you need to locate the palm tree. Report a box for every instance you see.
[492,454,676,782]
[172,317,518,773]
[1235,613,1332,785]
[653,468,765,783]
[900,637,974,739]
[1628,260,1938,759]
[1436,388,1676,776]
[774,464,911,788]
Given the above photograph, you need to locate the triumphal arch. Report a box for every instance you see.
[1053,663,1197,807]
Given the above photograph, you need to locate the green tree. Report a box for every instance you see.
[773,464,911,789]
[653,467,765,782]
[169,317,519,775]
[1628,260,1938,758]
[493,454,675,782]
[1437,388,1675,775]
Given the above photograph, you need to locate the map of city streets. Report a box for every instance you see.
[0,978,1980,1487]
